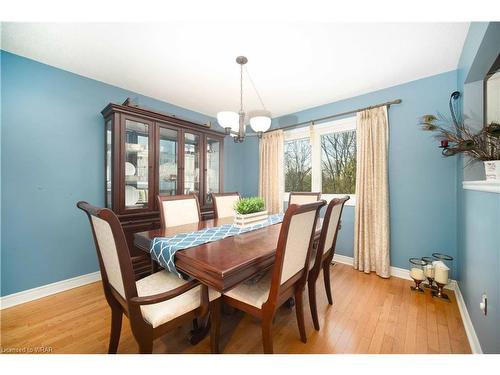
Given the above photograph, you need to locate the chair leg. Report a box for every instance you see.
[308,280,320,331]
[323,261,333,305]
[294,289,307,343]
[261,313,274,354]
[138,338,153,354]
[108,307,122,354]
[209,299,221,354]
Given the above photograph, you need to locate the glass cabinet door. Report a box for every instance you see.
[124,119,150,210]
[158,126,179,196]
[205,137,221,205]
[105,119,112,208]
[183,132,201,198]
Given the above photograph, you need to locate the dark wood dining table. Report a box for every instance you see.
[133,216,323,293]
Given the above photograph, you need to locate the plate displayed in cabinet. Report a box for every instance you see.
[125,162,136,176]
[125,185,139,206]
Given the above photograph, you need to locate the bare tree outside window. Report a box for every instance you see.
[321,130,356,194]
[284,138,312,192]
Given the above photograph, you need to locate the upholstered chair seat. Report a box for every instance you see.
[211,192,240,219]
[223,271,272,309]
[288,192,321,206]
[136,271,220,328]
[307,196,350,331]
[158,194,201,228]
[77,201,218,354]
[211,200,326,354]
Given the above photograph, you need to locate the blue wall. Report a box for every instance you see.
[456,22,500,353]
[243,71,459,268]
[0,51,244,296]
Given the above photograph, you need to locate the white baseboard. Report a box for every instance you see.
[0,271,101,310]
[332,253,480,353]
[453,282,483,354]
[334,254,412,280]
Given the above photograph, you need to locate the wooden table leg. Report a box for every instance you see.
[188,314,210,345]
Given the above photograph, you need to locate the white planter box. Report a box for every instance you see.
[234,211,268,228]
[484,160,500,181]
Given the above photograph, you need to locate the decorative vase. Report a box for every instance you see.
[484,160,500,181]
[234,210,268,228]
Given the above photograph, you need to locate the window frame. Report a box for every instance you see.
[283,116,357,206]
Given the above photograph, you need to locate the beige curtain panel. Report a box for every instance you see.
[354,106,390,278]
[259,130,284,214]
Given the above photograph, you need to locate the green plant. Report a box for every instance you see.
[234,197,265,215]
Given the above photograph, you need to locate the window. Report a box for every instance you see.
[284,138,312,192]
[283,117,357,205]
[320,129,356,194]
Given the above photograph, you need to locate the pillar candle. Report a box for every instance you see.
[424,264,434,278]
[410,267,425,281]
[434,262,450,284]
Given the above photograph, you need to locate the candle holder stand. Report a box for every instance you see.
[424,278,438,290]
[409,258,426,293]
[431,282,450,301]
[431,252,453,302]
[410,279,425,293]
[422,256,438,290]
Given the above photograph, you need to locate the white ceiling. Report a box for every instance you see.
[1,22,469,118]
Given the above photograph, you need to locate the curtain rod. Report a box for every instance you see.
[268,98,402,133]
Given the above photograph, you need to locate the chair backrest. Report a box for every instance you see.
[268,201,325,301]
[77,201,137,303]
[157,194,201,228]
[211,192,240,218]
[288,192,321,206]
[312,196,350,271]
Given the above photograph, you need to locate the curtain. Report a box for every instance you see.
[259,130,284,214]
[353,106,390,278]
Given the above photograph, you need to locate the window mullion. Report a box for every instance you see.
[311,127,321,192]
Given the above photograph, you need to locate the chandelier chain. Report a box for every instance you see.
[244,66,267,111]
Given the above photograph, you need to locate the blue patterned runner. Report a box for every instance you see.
[150,214,284,277]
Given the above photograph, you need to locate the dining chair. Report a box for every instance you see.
[211,192,240,219]
[307,196,350,331]
[77,201,220,354]
[288,192,321,206]
[210,200,326,354]
[157,194,201,228]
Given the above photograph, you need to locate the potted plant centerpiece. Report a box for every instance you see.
[234,197,268,228]
[419,113,500,180]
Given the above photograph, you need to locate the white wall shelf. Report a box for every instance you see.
[462,180,500,194]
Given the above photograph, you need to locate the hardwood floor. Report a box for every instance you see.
[0,263,471,354]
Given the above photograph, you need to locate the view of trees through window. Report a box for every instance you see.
[284,138,312,192]
[321,130,356,194]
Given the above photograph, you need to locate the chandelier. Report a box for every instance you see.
[217,56,272,142]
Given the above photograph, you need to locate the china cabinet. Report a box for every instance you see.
[102,99,224,254]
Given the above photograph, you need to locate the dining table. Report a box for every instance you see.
[133,216,323,293]
[133,216,323,344]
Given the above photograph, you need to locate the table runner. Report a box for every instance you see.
[150,214,284,277]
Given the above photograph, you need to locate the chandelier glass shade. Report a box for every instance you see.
[250,115,272,133]
[216,111,239,131]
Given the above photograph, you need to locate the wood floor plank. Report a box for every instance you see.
[0,264,471,354]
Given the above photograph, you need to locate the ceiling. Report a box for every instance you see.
[1,22,469,118]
